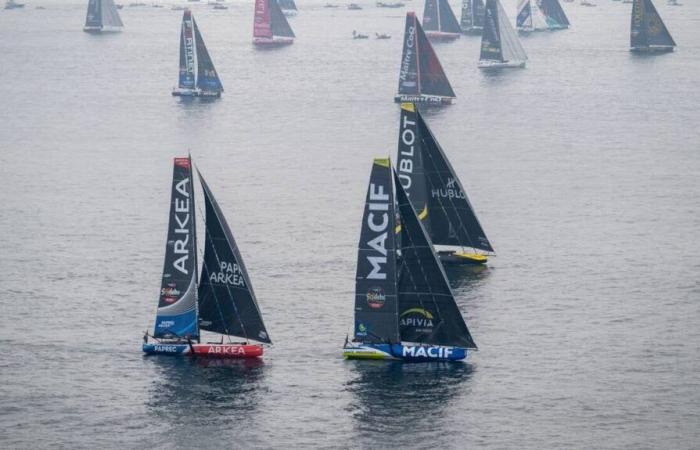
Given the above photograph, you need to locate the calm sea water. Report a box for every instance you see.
[1,1,699,448]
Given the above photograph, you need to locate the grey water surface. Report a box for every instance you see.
[1,1,699,448]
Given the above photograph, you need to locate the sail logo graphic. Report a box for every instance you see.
[209,261,246,287]
[648,16,662,36]
[402,346,453,359]
[399,26,416,87]
[183,20,195,77]
[356,321,369,337]
[367,287,386,309]
[400,308,435,332]
[161,285,181,304]
[632,1,643,29]
[173,177,192,275]
[365,182,390,280]
[432,178,465,200]
[398,111,417,192]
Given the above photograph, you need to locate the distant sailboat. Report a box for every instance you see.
[143,157,271,358]
[630,0,675,52]
[395,12,456,105]
[538,0,570,30]
[83,0,124,33]
[171,9,224,98]
[479,0,528,68]
[278,0,297,16]
[516,0,548,32]
[396,103,494,265]
[253,0,295,46]
[342,157,478,362]
[423,0,462,41]
[461,0,485,34]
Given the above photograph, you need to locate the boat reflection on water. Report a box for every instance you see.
[145,356,266,445]
[344,361,474,442]
[444,263,491,289]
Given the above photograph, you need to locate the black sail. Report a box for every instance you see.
[480,0,503,62]
[270,0,295,38]
[416,16,455,97]
[631,0,675,49]
[396,103,430,229]
[418,109,494,252]
[397,13,420,96]
[354,158,400,344]
[193,18,223,93]
[394,170,477,349]
[538,0,569,27]
[438,0,462,33]
[85,0,102,28]
[197,172,271,344]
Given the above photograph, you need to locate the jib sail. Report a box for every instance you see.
[394,170,477,349]
[539,0,569,28]
[178,10,196,90]
[193,18,223,93]
[197,172,271,344]
[354,158,400,344]
[396,103,430,227]
[278,0,297,10]
[270,0,295,38]
[154,157,199,339]
[480,0,503,61]
[631,0,675,49]
[100,0,123,28]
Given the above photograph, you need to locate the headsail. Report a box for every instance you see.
[154,157,199,339]
[178,10,196,90]
[394,170,477,349]
[631,0,675,50]
[538,0,569,28]
[270,0,295,38]
[193,18,223,93]
[100,0,123,28]
[397,13,455,98]
[517,0,547,30]
[197,172,271,344]
[354,158,400,344]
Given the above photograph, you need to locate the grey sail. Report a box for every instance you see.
[394,170,477,349]
[101,0,123,27]
[495,0,526,62]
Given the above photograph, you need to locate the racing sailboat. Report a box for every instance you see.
[278,0,297,16]
[396,103,494,265]
[516,0,548,32]
[630,0,675,52]
[83,0,124,33]
[479,0,528,68]
[171,10,224,98]
[423,0,462,40]
[538,0,570,29]
[143,157,271,358]
[395,12,456,105]
[461,0,485,34]
[253,0,295,46]
[342,157,478,361]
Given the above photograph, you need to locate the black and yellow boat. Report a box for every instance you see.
[395,103,494,265]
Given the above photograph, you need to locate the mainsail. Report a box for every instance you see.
[481,0,527,63]
[630,0,675,50]
[538,0,569,29]
[394,171,477,349]
[178,10,196,90]
[397,13,455,98]
[197,172,271,344]
[278,0,297,10]
[193,18,223,93]
[397,103,494,253]
[354,158,400,344]
[423,0,462,34]
[84,0,123,30]
[461,0,485,31]
[154,157,199,339]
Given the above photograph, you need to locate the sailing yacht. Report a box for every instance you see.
[423,0,462,40]
[479,0,528,68]
[460,0,485,34]
[342,157,478,362]
[83,0,124,32]
[171,9,224,98]
[516,0,548,32]
[630,0,676,52]
[253,0,295,46]
[143,157,271,358]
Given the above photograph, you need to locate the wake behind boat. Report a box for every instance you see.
[143,157,272,358]
[83,0,124,33]
[342,158,478,362]
[171,9,224,98]
[479,0,528,68]
[630,0,675,52]
[395,12,456,105]
[396,103,494,265]
[423,0,462,41]
[253,0,295,46]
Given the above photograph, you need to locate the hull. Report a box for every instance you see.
[253,37,294,46]
[343,343,467,362]
[461,26,483,35]
[394,94,454,105]
[83,25,123,33]
[172,88,222,98]
[478,59,526,69]
[425,31,461,41]
[438,250,488,265]
[143,342,264,358]
[630,46,675,53]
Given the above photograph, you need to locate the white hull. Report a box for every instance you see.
[253,36,294,46]
[83,25,123,33]
[478,59,526,69]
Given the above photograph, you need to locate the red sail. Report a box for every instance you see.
[253,0,272,38]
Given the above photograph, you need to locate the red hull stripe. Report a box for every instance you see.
[191,344,263,358]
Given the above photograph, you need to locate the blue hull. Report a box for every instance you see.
[343,343,467,362]
[142,343,191,355]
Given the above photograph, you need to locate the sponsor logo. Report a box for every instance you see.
[366,287,386,309]
[157,320,175,328]
[356,322,368,336]
[402,345,453,359]
[154,345,181,353]
[209,261,246,288]
[207,345,246,356]
[399,25,416,83]
[400,308,435,332]
[161,286,181,297]
[397,109,417,192]
[431,177,466,199]
[183,19,195,76]
[365,180,390,280]
[172,176,192,275]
